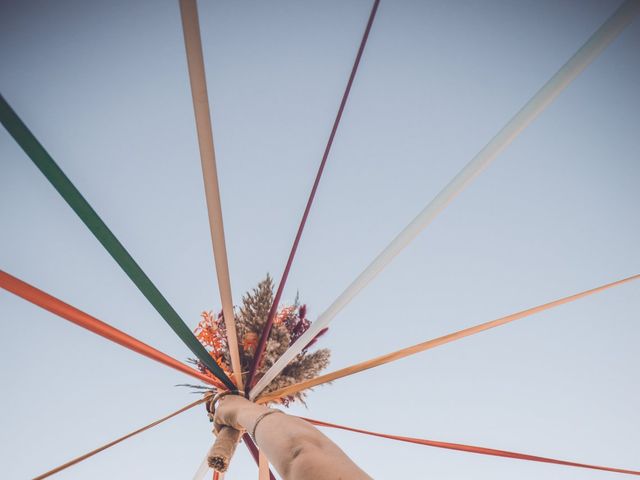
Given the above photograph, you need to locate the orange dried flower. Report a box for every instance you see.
[243,332,258,352]
[195,311,224,351]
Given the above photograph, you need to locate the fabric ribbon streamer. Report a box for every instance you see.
[29,391,639,479]
[193,456,210,480]
[179,0,244,391]
[250,0,640,400]
[0,94,235,391]
[245,0,381,392]
[0,270,217,387]
[258,450,270,480]
[194,438,275,480]
[305,417,640,476]
[257,274,639,403]
[242,434,277,480]
[32,397,208,480]
[0,270,276,478]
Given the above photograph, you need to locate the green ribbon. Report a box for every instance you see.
[1,94,236,391]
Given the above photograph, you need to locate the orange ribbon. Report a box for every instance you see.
[0,270,216,386]
[33,398,208,479]
[259,274,639,403]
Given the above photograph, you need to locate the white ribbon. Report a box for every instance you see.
[250,0,640,400]
[192,455,211,480]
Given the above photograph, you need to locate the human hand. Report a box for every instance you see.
[213,394,256,432]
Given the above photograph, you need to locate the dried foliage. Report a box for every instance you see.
[189,275,330,405]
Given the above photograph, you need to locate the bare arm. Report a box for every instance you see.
[215,395,372,480]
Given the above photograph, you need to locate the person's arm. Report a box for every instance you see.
[215,395,372,480]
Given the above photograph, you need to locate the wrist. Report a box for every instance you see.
[237,403,270,430]
[248,408,284,441]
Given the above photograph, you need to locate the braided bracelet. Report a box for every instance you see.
[250,409,282,441]
[206,390,246,423]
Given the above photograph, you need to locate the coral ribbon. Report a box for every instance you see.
[242,434,277,480]
[305,417,640,476]
[249,0,640,400]
[258,274,639,403]
[1,270,277,478]
[0,94,235,391]
[32,397,208,480]
[0,270,217,387]
[27,390,640,479]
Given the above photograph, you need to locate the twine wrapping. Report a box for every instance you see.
[208,426,242,472]
[206,392,245,473]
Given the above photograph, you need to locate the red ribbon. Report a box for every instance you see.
[245,0,382,392]
[305,417,640,476]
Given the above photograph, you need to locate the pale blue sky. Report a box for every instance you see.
[1,1,639,479]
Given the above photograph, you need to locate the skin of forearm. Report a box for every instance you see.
[238,404,371,480]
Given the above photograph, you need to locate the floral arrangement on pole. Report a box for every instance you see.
[188,275,330,405]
